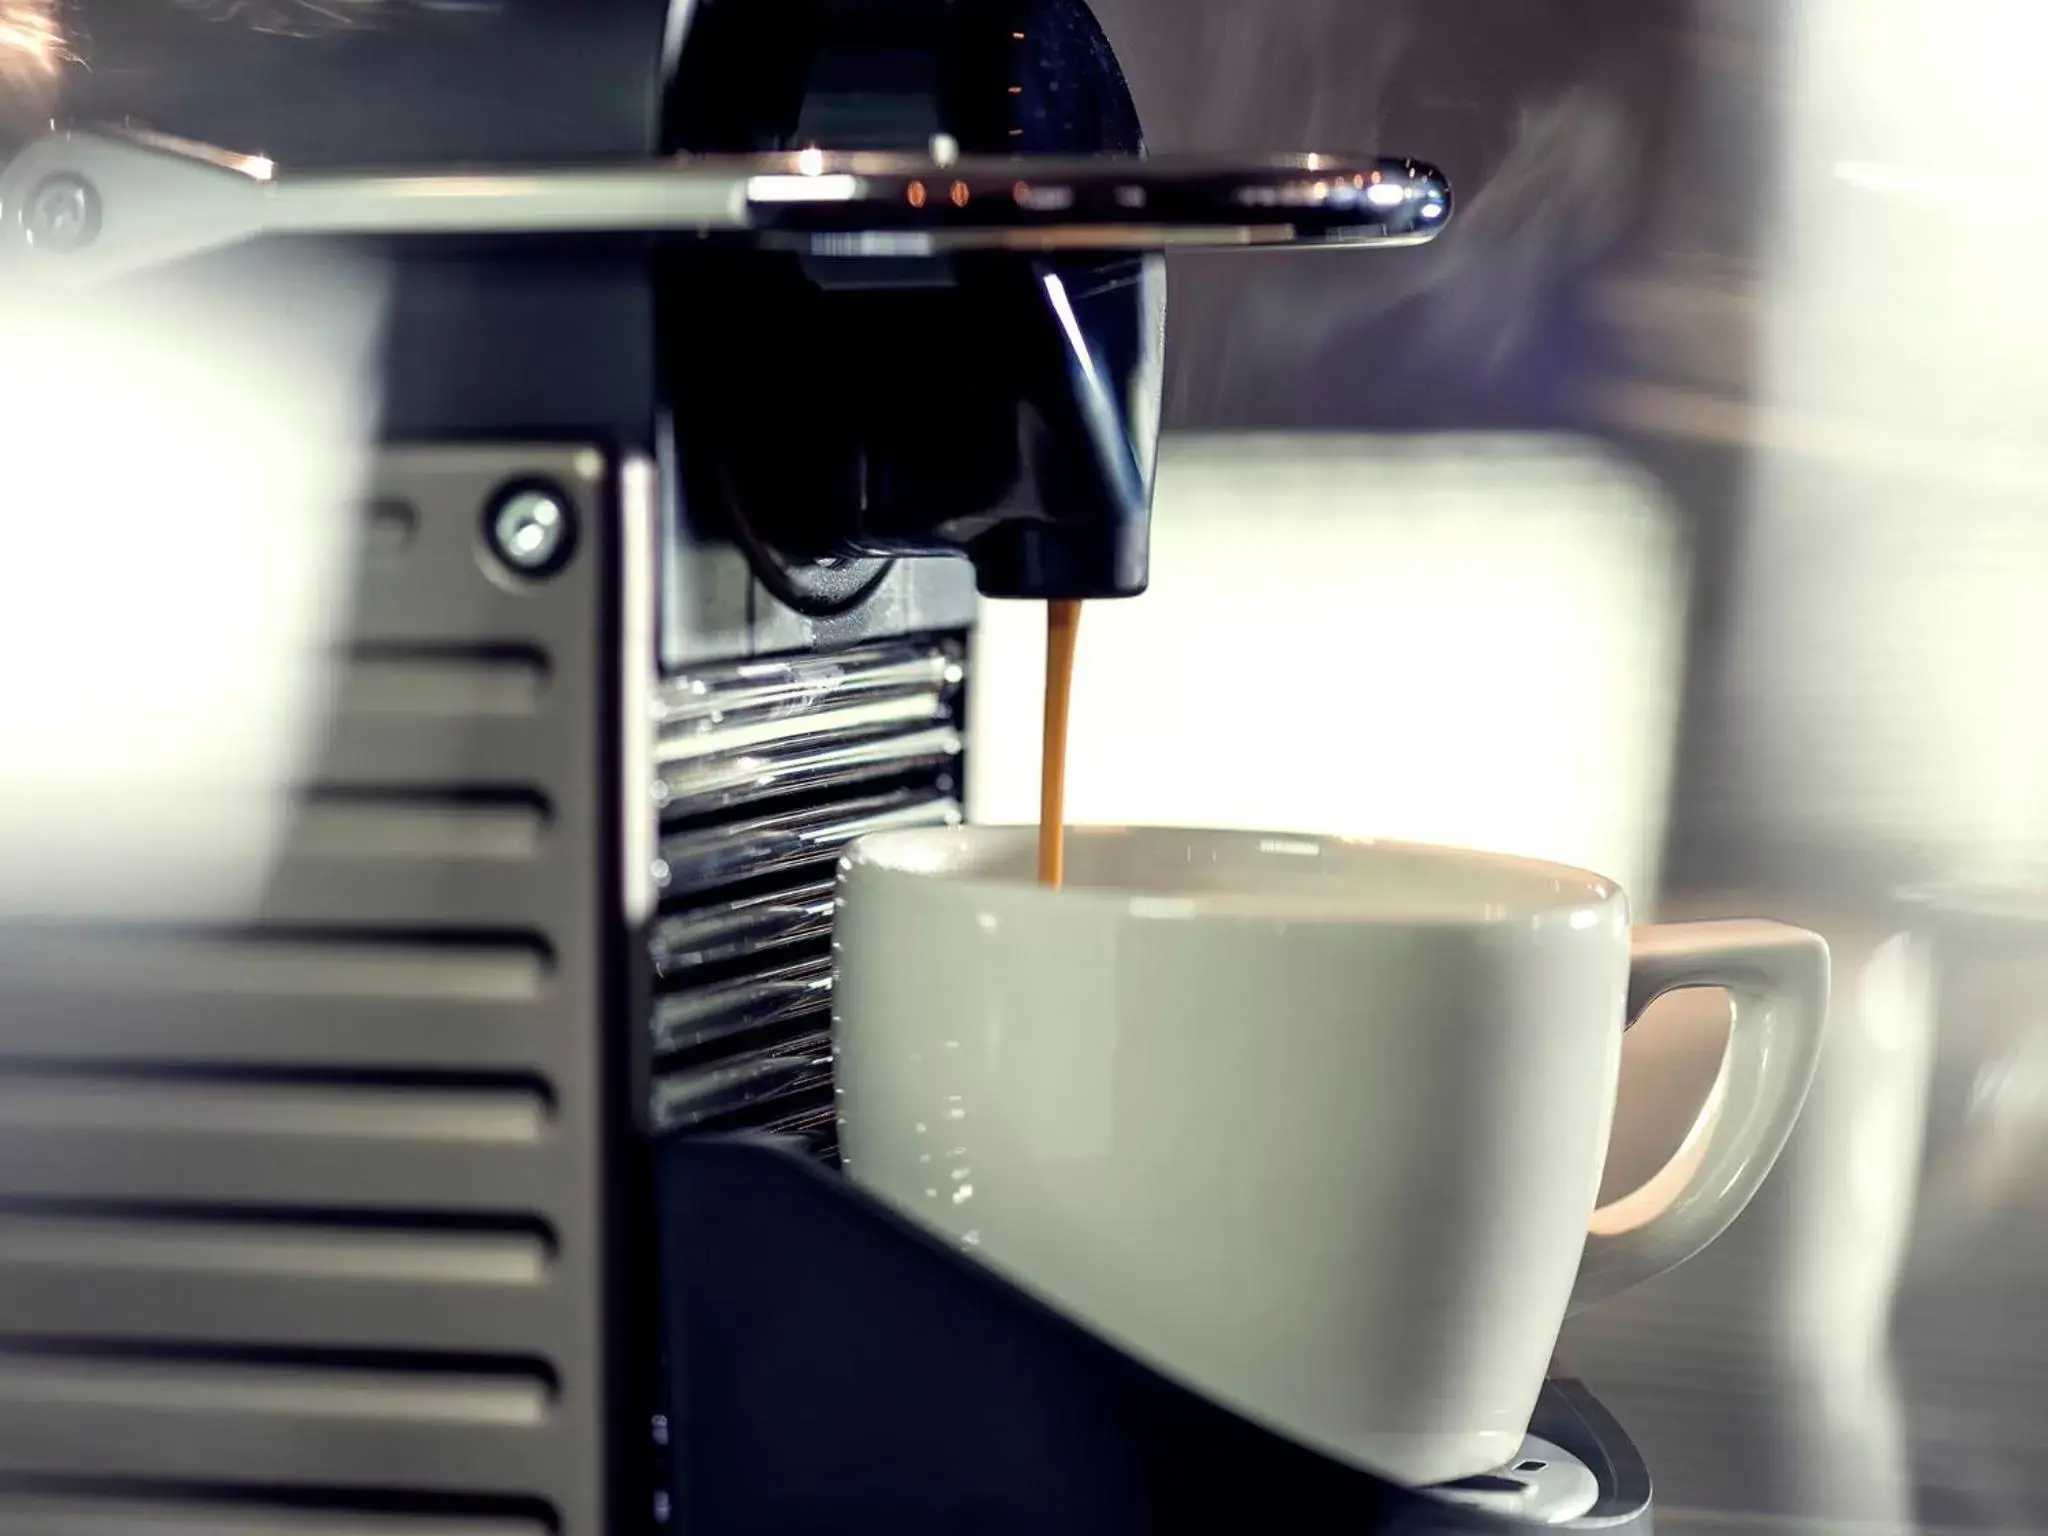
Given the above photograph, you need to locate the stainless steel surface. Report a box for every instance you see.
[658,692,954,770]
[649,632,966,1142]
[650,1029,834,1134]
[658,721,962,817]
[655,640,962,736]
[651,880,835,976]
[0,128,1451,287]
[655,786,962,894]
[652,956,834,1058]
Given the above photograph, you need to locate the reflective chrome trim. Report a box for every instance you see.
[655,640,960,730]
[651,958,833,1058]
[657,723,962,817]
[656,692,954,767]
[651,879,836,976]
[654,788,962,893]
[620,456,661,926]
[649,1029,834,1133]
[642,628,965,1144]
[0,130,1452,286]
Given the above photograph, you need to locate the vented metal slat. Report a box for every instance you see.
[0,989,563,1072]
[0,1143,559,1351]
[0,1072,550,1143]
[340,646,551,721]
[0,931,552,1005]
[651,956,833,1058]
[289,795,550,861]
[0,1131,567,1210]
[650,1030,833,1134]
[655,786,962,893]
[0,1350,552,1426]
[348,591,565,649]
[650,633,968,1147]
[0,1209,551,1286]
[319,716,567,788]
[656,721,962,817]
[0,1268,559,1355]
[658,692,954,765]
[653,640,960,731]
[255,860,575,931]
[650,879,835,976]
[0,1490,552,1535]
[0,1400,563,1495]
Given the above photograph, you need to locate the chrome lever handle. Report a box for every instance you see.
[0,127,1451,287]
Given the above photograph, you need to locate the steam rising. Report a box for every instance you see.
[1414,83,1639,368]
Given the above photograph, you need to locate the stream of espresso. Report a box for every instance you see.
[1038,599,1083,887]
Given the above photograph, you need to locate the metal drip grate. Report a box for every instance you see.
[647,637,968,1151]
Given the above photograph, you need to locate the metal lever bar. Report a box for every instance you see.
[0,128,1452,287]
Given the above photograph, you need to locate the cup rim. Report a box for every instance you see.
[842,823,1623,927]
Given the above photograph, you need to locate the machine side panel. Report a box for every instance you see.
[0,447,628,1536]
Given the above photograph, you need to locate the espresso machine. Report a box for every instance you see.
[0,2,1648,1531]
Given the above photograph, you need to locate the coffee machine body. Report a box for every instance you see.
[0,6,1636,1535]
[0,4,1165,1529]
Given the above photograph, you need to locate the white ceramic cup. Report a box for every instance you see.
[834,826,1829,1487]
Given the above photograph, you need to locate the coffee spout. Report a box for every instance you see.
[962,257,1162,599]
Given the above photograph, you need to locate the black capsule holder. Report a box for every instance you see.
[654,1137,1653,1535]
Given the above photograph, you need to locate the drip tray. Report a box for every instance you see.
[1433,1435,1602,1524]
[656,1136,1654,1535]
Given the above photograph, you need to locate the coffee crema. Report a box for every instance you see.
[1038,599,1083,887]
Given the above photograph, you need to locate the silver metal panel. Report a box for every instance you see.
[0,1268,558,1352]
[0,446,633,1534]
[0,987,561,1072]
[654,640,959,733]
[0,1400,559,1492]
[0,1132,565,1210]
[0,1490,551,1535]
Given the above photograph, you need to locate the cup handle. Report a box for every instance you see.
[1568,920,1830,1313]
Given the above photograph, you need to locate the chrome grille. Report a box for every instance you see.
[650,878,835,975]
[648,637,967,1144]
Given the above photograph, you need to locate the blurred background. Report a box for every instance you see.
[8,1,2048,1533]
[971,2,2048,1533]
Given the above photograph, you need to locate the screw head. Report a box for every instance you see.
[24,175,100,253]
[486,485,576,577]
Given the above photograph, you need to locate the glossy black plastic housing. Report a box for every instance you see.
[656,1136,1656,1535]
[665,0,1166,599]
